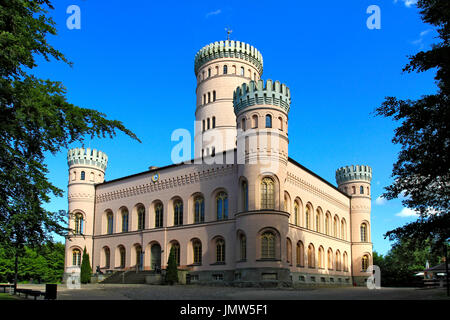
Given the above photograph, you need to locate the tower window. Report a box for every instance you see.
[265,115,272,128]
[360,186,364,194]
[208,92,211,103]
[208,68,211,77]
[212,116,216,128]
[223,65,228,74]
[241,118,246,131]
[202,120,205,132]
[80,171,85,180]
[207,118,210,130]
[213,91,216,101]
[216,239,225,263]
[261,232,275,259]
[260,177,275,210]
[72,249,81,266]
[74,213,83,235]
[240,67,244,76]
[216,192,228,220]
[252,115,258,128]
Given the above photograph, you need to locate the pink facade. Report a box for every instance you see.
[64,40,373,286]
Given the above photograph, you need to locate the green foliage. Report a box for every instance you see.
[374,239,441,287]
[80,247,92,284]
[0,241,65,283]
[0,0,139,286]
[165,247,178,285]
[374,0,450,249]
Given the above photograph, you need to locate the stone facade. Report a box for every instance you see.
[64,40,373,287]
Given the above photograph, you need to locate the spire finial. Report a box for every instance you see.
[225,27,232,40]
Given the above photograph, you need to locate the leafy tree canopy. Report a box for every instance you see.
[375,0,450,249]
[0,0,139,251]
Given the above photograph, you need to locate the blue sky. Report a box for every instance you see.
[35,0,438,255]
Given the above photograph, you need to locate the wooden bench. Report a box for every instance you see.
[0,284,14,293]
[15,288,45,300]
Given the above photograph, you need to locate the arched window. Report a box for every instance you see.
[279,117,283,131]
[193,240,202,264]
[207,118,210,129]
[360,186,364,194]
[155,203,163,228]
[361,223,368,242]
[328,249,333,270]
[72,249,81,266]
[212,116,216,128]
[315,210,320,232]
[307,244,315,268]
[80,171,85,180]
[213,91,216,102]
[104,247,110,269]
[294,202,299,226]
[74,213,83,235]
[336,251,341,271]
[216,239,225,263]
[119,246,126,268]
[174,200,183,226]
[171,242,180,266]
[240,234,246,260]
[121,208,129,232]
[216,192,228,220]
[261,232,275,259]
[137,205,145,230]
[265,114,272,128]
[305,207,311,229]
[343,252,348,272]
[223,65,228,74]
[202,119,205,132]
[325,214,331,235]
[240,67,244,76]
[341,219,346,240]
[367,187,370,195]
[252,115,258,128]
[287,238,292,264]
[107,212,113,234]
[333,216,339,238]
[241,118,246,131]
[208,68,211,78]
[352,186,356,194]
[318,247,324,268]
[241,181,248,211]
[362,255,369,271]
[260,177,275,209]
[194,196,205,223]
[208,92,211,103]
[296,241,304,266]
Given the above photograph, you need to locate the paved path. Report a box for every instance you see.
[15,284,449,300]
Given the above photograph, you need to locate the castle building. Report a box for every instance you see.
[64,40,373,286]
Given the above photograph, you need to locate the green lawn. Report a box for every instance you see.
[0,293,22,300]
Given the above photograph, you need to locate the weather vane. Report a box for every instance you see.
[225,27,232,40]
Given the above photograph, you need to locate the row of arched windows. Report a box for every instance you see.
[202,91,216,105]
[202,116,216,132]
[343,185,370,195]
[70,170,102,182]
[240,114,285,132]
[103,192,229,234]
[284,195,355,241]
[288,241,350,272]
[199,64,258,82]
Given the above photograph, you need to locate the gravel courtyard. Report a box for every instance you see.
[14,283,449,300]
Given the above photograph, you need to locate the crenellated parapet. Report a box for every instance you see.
[233,79,291,115]
[194,40,264,75]
[67,148,108,171]
[335,165,372,185]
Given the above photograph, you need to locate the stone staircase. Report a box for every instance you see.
[100,269,157,284]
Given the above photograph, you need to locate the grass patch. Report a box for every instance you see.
[0,293,22,300]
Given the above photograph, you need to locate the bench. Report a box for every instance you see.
[0,284,14,293]
[15,289,43,300]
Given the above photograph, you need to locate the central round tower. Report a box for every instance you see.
[194,40,264,158]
